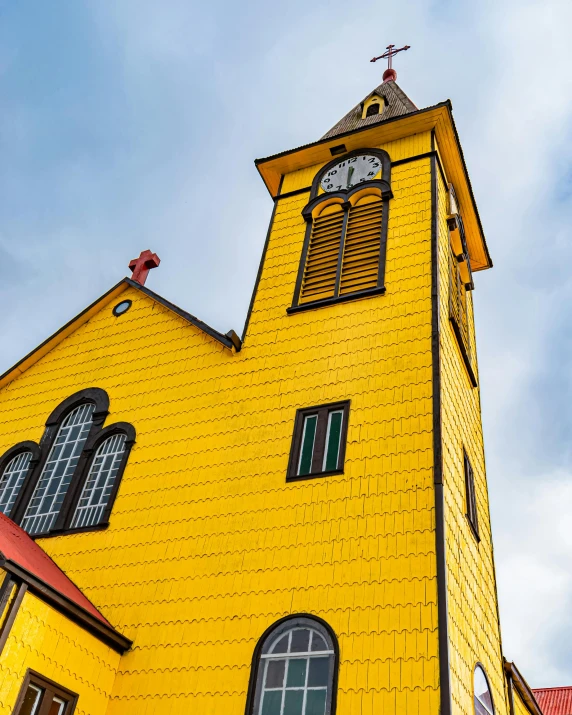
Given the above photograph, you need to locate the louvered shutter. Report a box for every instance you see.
[299,204,344,304]
[339,195,383,296]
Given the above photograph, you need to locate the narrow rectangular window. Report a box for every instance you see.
[287,402,350,481]
[13,671,77,715]
[323,410,343,472]
[298,415,318,476]
[464,451,479,540]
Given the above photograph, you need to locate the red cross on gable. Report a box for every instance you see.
[128,250,161,286]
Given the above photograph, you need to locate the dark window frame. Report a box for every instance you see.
[464,450,480,542]
[287,401,350,482]
[2,388,135,538]
[448,214,477,387]
[244,614,339,715]
[12,669,78,715]
[0,441,41,517]
[288,148,392,314]
[474,663,495,715]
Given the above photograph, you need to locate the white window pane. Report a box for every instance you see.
[22,403,95,535]
[0,451,32,515]
[71,433,126,528]
[19,684,43,715]
[322,411,343,472]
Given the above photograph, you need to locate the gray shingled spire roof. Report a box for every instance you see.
[321,81,418,140]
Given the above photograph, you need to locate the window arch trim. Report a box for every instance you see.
[0,441,41,519]
[244,613,339,715]
[54,422,136,533]
[309,148,392,200]
[43,387,109,429]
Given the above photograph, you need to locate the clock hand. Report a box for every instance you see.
[347,166,354,188]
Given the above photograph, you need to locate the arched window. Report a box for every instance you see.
[21,403,96,535]
[2,388,134,536]
[0,451,33,516]
[474,665,494,714]
[366,102,380,117]
[249,617,337,715]
[297,191,385,307]
[290,149,392,313]
[71,433,127,529]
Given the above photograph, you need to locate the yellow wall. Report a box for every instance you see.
[0,132,444,713]
[512,687,533,715]
[436,148,508,714]
[0,590,120,715]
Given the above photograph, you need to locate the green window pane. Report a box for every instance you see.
[284,690,304,715]
[323,411,343,471]
[261,690,282,715]
[298,416,317,476]
[305,689,327,715]
[286,659,307,687]
[307,657,329,687]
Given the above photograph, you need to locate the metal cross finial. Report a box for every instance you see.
[128,249,160,286]
[370,44,411,83]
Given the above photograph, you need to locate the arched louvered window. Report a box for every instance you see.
[298,193,384,307]
[340,195,383,296]
[300,203,345,304]
[22,403,95,535]
[248,616,338,715]
[0,452,33,516]
[71,433,127,528]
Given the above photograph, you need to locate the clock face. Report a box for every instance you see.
[320,154,382,192]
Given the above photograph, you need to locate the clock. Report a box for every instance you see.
[320,154,382,192]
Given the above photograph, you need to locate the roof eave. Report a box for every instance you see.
[255,101,491,273]
[0,278,236,392]
[1,557,132,654]
[505,660,544,715]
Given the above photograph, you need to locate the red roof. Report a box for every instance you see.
[533,687,572,715]
[0,512,110,626]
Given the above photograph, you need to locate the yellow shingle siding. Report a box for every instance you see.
[436,149,508,715]
[0,133,443,713]
[513,687,533,715]
[0,591,120,715]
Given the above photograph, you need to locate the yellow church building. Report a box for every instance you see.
[0,63,548,715]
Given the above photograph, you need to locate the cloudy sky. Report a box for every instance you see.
[2,0,572,689]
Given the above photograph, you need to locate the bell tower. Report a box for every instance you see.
[242,65,502,715]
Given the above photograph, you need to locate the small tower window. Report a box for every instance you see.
[464,451,479,540]
[366,102,380,117]
[288,402,350,481]
[474,665,494,714]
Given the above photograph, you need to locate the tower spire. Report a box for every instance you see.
[371,43,411,83]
